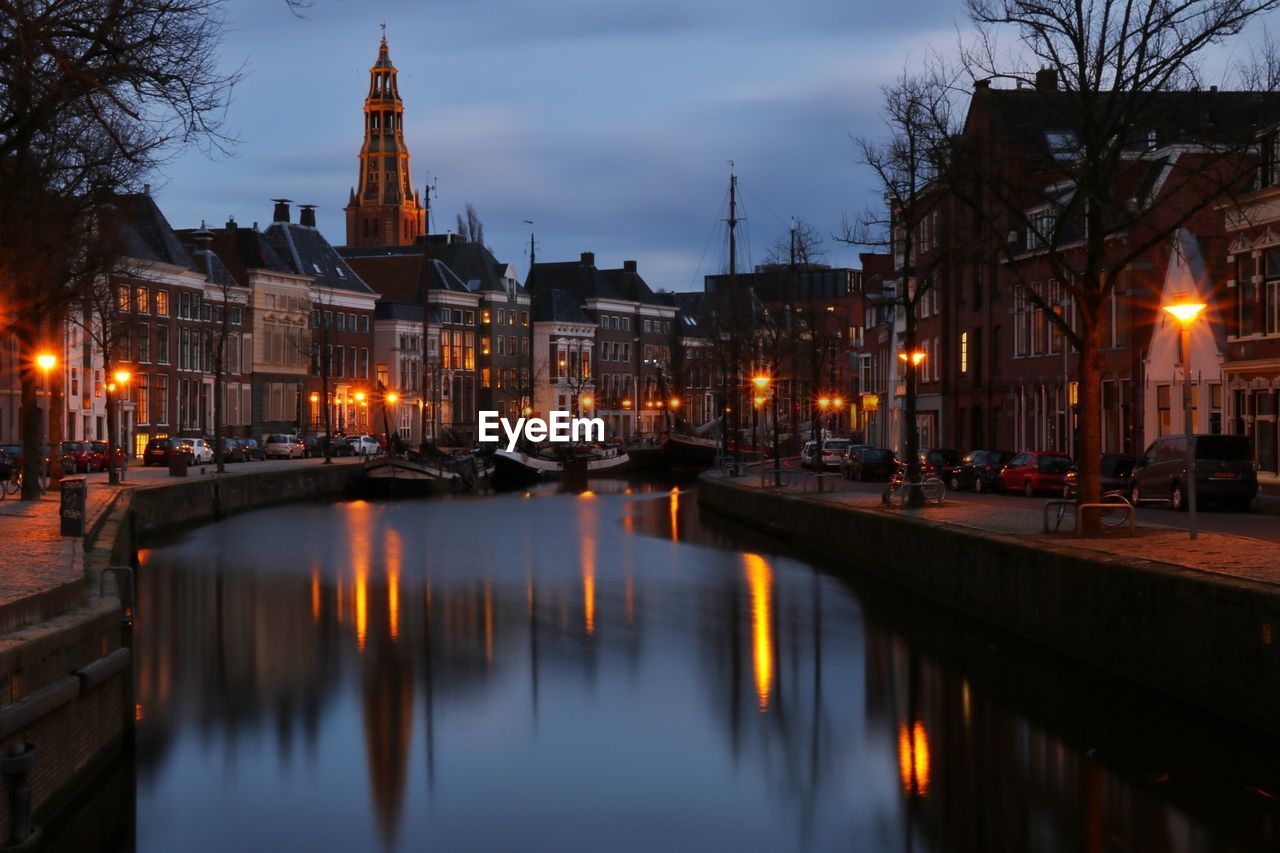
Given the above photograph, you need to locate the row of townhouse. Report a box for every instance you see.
[0,193,383,456]
[860,73,1280,487]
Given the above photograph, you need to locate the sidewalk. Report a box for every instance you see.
[739,472,1280,587]
[0,457,363,622]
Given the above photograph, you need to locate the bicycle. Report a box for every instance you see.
[882,474,946,507]
[0,466,17,499]
[1050,489,1134,531]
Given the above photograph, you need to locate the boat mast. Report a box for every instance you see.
[726,165,739,462]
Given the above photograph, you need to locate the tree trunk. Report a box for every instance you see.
[19,365,42,501]
[322,363,333,464]
[903,302,923,507]
[1076,316,1105,534]
[214,364,224,474]
[105,387,119,486]
[47,349,64,490]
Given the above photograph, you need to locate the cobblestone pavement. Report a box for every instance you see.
[728,465,1280,586]
[0,457,363,611]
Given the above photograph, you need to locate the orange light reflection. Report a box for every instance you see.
[743,553,774,710]
[898,718,931,797]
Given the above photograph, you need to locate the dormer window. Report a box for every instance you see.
[1044,130,1078,162]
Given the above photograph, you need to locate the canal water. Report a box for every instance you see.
[51,482,1280,852]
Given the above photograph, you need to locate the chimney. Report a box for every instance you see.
[271,198,292,223]
[580,251,595,267]
[1035,68,1058,92]
[974,78,991,92]
[623,260,637,273]
[143,183,151,196]
[225,216,237,233]
[193,221,213,251]
[299,204,317,228]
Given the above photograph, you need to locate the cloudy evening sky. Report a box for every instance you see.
[156,0,1259,289]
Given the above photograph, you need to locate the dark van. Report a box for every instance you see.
[1131,434,1257,511]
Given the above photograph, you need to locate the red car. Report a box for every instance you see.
[997,451,1073,496]
[60,441,104,473]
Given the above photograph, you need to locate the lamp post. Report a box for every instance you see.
[36,354,55,446]
[753,374,778,485]
[897,350,926,504]
[817,396,831,442]
[833,396,844,438]
[354,390,367,433]
[111,370,130,482]
[752,393,765,460]
[1163,297,1207,540]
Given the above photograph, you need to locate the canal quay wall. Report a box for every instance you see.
[0,462,363,844]
[698,472,1280,737]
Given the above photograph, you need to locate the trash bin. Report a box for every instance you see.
[168,451,189,478]
[60,475,86,537]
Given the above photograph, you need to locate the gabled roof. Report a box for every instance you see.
[105,194,197,270]
[972,85,1280,166]
[192,224,292,286]
[533,289,592,324]
[264,222,375,295]
[525,257,662,305]
[374,301,424,322]
[338,239,510,305]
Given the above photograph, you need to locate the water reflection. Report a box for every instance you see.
[115,483,1280,852]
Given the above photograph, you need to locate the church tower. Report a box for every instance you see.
[344,32,426,248]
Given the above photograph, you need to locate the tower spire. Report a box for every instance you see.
[344,31,426,247]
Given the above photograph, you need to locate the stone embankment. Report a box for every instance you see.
[698,470,1280,736]
[0,460,363,845]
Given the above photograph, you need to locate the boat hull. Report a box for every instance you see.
[663,433,719,469]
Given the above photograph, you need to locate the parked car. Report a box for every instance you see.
[842,447,898,481]
[264,434,304,460]
[87,441,116,471]
[817,439,852,471]
[218,438,246,463]
[352,435,381,456]
[60,441,97,473]
[949,450,1016,492]
[143,438,174,466]
[299,435,324,458]
[173,438,214,464]
[324,436,356,457]
[997,451,1073,496]
[1131,434,1258,511]
[1063,453,1137,499]
[800,440,819,469]
[918,449,963,481]
[236,438,266,461]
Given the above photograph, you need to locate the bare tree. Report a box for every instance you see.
[454,204,485,245]
[955,0,1280,528]
[843,65,961,503]
[0,0,239,496]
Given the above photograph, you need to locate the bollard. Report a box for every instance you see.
[59,476,86,537]
[0,741,40,846]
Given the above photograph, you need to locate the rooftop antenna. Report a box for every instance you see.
[523,219,536,268]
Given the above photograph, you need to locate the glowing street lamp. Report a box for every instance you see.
[1163,296,1208,540]
[750,375,781,485]
[113,369,131,386]
[898,350,926,367]
[354,391,366,403]
[386,391,399,405]
[669,397,681,409]
[580,395,593,410]
[36,353,56,372]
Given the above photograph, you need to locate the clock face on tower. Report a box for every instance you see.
[344,34,426,248]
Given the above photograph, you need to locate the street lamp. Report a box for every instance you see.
[753,374,780,485]
[898,350,926,367]
[1163,296,1207,540]
[36,354,56,447]
[110,370,131,479]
